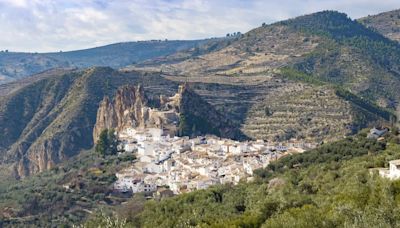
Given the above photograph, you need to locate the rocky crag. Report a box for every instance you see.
[93,84,245,143]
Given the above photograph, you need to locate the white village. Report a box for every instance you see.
[113,127,315,195]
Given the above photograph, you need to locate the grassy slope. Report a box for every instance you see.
[0,71,79,154]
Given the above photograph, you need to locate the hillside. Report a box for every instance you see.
[0,39,224,83]
[0,149,135,226]
[136,11,400,109]
[0,67,179,178]
[283,11,400,107]
[1,129,399,227]
[359,9,400,42]
[131,10,398,141]
[85,130,400,227]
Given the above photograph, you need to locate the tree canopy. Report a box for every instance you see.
[95,129,118,156]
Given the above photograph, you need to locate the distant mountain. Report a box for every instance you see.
[0,39,225,83]
[359,9,400,42]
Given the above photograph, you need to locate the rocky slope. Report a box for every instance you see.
[93,85,153,141]
[359,9,400,42]
[0,67,178,178]
[93,83,245,142]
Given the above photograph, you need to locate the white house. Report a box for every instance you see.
[124,143,137,153]
[114,176,134,192]
[243,162,253,175]
[138,141,155,157]
[368,127,389,139]
[223,143,248,154]
[378,160,400,180]
[143,162,164,173]
[148,128,164,141]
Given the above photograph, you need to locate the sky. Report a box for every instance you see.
[0,0,399,53]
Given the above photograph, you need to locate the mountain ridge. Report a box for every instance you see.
[0,38,227,84]
[359,9,400,42]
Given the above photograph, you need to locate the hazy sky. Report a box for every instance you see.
[1,0,399,52]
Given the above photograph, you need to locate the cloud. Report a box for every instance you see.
[0,0,399,52]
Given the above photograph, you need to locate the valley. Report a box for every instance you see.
[0,6,400,227]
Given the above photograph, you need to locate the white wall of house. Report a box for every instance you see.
[124,143,137,153]
[389,163,400,179]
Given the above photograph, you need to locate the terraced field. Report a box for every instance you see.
[163,75,376,143]
[242,85,353,142]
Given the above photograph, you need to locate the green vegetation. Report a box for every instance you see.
[335,88,396,122]
[80,130,400,227]
[76,212,127,228]
[266,133,386,173]
[95,129,118,157]
[279,67,325,86]
[282,11,387,41]
[0,149,135,227]
[280,11,400,107]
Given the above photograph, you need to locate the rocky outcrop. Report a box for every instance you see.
[93,83,246,143]
[93,85,171,142]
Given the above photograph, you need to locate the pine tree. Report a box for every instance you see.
[95,129,109,156]
[107,129,118,155]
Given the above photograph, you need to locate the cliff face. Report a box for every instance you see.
[177,84,246,140]
[93,85,150,141]
[93,83,246,143]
